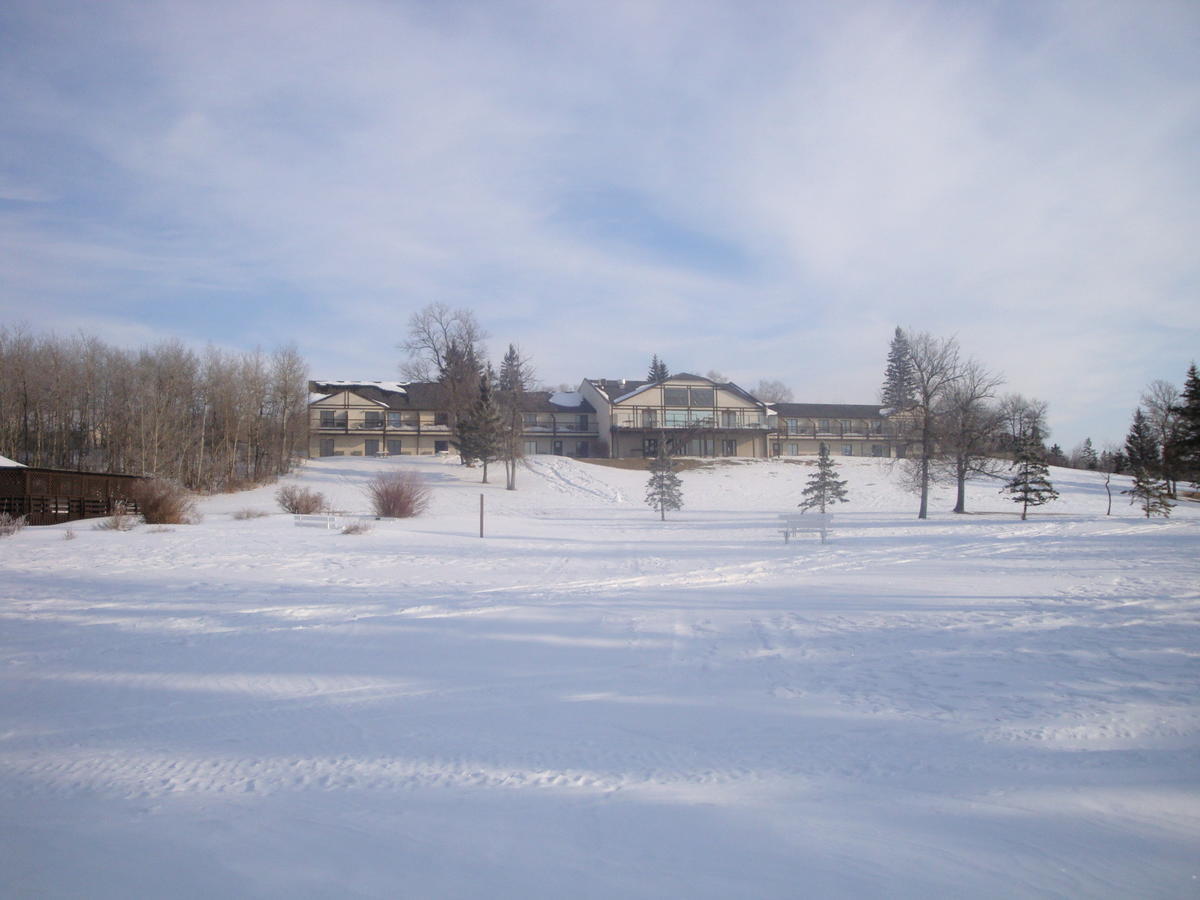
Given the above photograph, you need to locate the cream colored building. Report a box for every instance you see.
[769,402,907,458]
[307,381,601,459]
[579,373,771,459]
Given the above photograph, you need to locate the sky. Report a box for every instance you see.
[1,0,1197,451]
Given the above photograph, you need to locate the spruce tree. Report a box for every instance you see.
[1176,363,1200,489]
[1078,437,1098,470]
[1001,432,1059,520]
[456,370,504,483]
[645,445,683,520]
[1123,468,1174,518]
[497,344,534,490]
[799,443,849,514]
[648,354,669,383]
[880,327,916,412]
[1124,409,1159,475]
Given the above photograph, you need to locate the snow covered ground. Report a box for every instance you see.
[2,455,1198,898]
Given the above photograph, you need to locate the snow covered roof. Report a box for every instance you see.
[0,454,26,467]
[311,380,408,395]
[549,391,584,408]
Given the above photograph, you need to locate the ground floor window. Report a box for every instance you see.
[842,445,853,456]
[365,439,379,456]
[524,440,539,455]
[722,440,737,457]
[576,441,589,458]
[434,440,449,453]
[643,438,658,457]
[788,442,799,456]
[871,444,884,457]
[319,438,334,457]
[387,439,402,455]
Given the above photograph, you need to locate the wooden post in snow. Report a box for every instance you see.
[480,493,484,538]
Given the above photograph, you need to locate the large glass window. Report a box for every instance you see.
[663,387,689,406]
[689,387,715,407]
[721,410,738,428]
[364,411,383,429]
[387,412,402,428]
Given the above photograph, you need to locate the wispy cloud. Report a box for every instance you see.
[1,0,1196,447]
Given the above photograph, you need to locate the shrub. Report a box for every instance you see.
[341,520,373,535]
[233,508,270,520]
[364,471,430,518]
[276,485,327,514]
[0,513,26,537]
[63,528,76,541]
[95,502,135,531]
[128,478,198,525]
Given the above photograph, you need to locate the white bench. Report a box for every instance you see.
[779,512,831,543]
[294,514,338,529]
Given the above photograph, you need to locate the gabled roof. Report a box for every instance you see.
[771,402,886,420]
[585,375,766,408]
[309,381,594,414]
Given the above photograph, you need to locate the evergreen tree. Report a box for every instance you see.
[1124,408,1173,516]
[1076,437,1098,470]
[1123,468,1174,518]
[1176,363,1200,488]
[647,354,669,383]
[799,443,849,514]
[455,369,504,483]
[644,445,683,520]
[438,339,484,464]
[1001,432,1059,520]
[879,327,916,412]
[1124,408,1159,475]
[497,344,535,490]
[1047,443,1068,467]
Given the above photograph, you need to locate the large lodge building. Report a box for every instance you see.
[309,374,913,461]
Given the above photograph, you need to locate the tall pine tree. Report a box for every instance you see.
[880,327,916,412]
[645,445,683,520]
[455,370,504,483]
[647,354,669,383]
[1124,408,1173,516]
[799,443,849,514]
[1176,363,1200,489]
[1001,430,1059,520]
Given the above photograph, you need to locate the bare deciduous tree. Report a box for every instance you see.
[933,360,1006,513]
[751,378,794,403]
[903,330,962,519]
[400,303,488,382]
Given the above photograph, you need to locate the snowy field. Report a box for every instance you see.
[2,454,1198,898]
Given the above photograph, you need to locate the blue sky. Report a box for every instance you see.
[2,0,1197,451]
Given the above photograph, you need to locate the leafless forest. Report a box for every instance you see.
[0,327,309,491]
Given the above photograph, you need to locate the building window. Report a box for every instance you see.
[642,409,657,428]
[434,440,449,453]
[578,414,589,431]
[319,410,346,428]
[387,439,402,455]
[319,438,335,456]
[387,412,402,428]
[722,440,737,456]
[788,442,800,456]
[523,413,539,427]
[721,410,738,428]
[841,420,854,434]
[871,444,884,457]
[365,439,380,456]
[643,437,658,457]
[818,419,832,433]
[663,387,689,406]
[364,412,383,429]
[842,444,853,456]
[434,413,449,426]
[576,441,589,458]
[689,387,715,407]
[553,440,563,456]
[524,440,539,455]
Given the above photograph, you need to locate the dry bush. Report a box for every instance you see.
[233,508,270,520]
[128,478,198,525]
[95,502,136,531]
[275,485,327,514]
[63,528,76,541]
[341,520,373,535]
[364,471,430,518]
[0,513,26,537]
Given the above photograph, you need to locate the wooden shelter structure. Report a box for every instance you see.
[0,465,144,526]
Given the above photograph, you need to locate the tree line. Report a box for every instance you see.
[0,326,309,491]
